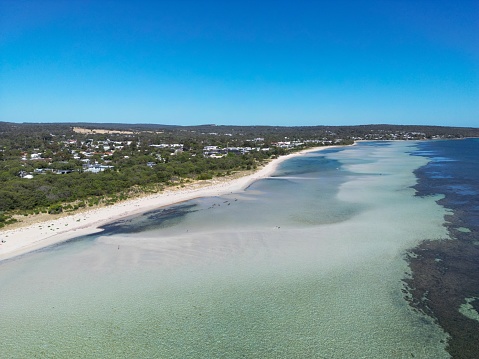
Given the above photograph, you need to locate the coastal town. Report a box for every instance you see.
[3,122,476,180]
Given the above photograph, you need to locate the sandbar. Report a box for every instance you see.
[0,146,331,261]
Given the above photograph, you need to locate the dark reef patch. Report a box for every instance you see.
[405,234,479,358]
[405,139,479,359]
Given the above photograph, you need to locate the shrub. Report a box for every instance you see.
[197,173,213,180]
[48,204,63,214]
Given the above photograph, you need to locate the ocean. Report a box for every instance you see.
[0,139,477,358]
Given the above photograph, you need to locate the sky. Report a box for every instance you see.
[0,0,478,127]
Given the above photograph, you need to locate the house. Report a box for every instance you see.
[84,165,114,173]
[56,169,74,175]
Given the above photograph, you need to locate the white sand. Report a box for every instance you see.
[0,147,329,261]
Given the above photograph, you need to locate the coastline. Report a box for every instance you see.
[0,140,456,358]
[0,146,331,261]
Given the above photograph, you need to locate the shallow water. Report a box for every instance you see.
[0,142,451,358]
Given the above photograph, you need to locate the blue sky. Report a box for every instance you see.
[1,0,478,126]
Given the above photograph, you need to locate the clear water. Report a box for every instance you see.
[0,142,451,358]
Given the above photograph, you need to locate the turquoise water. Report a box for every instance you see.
[0,142,450,358]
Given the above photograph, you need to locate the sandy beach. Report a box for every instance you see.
[0,146,327,261]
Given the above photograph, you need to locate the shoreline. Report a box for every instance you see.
[0,146,333,261]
